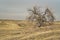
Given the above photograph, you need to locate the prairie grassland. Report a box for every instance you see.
[0,20,60,40]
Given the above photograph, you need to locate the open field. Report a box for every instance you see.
[0,20,60,40]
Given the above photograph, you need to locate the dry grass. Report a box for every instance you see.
[0,20,60,40]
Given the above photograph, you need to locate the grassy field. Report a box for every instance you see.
[0,20,60,40]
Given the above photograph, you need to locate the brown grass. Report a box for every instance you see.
[0,20,60,40]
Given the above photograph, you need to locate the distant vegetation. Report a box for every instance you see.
[27,6,55,27]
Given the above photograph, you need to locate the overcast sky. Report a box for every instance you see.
[0,0,60,20]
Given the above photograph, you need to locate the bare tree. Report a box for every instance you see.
[27,6,55,27]
[45,8,55,25]
[27,6,46,27]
